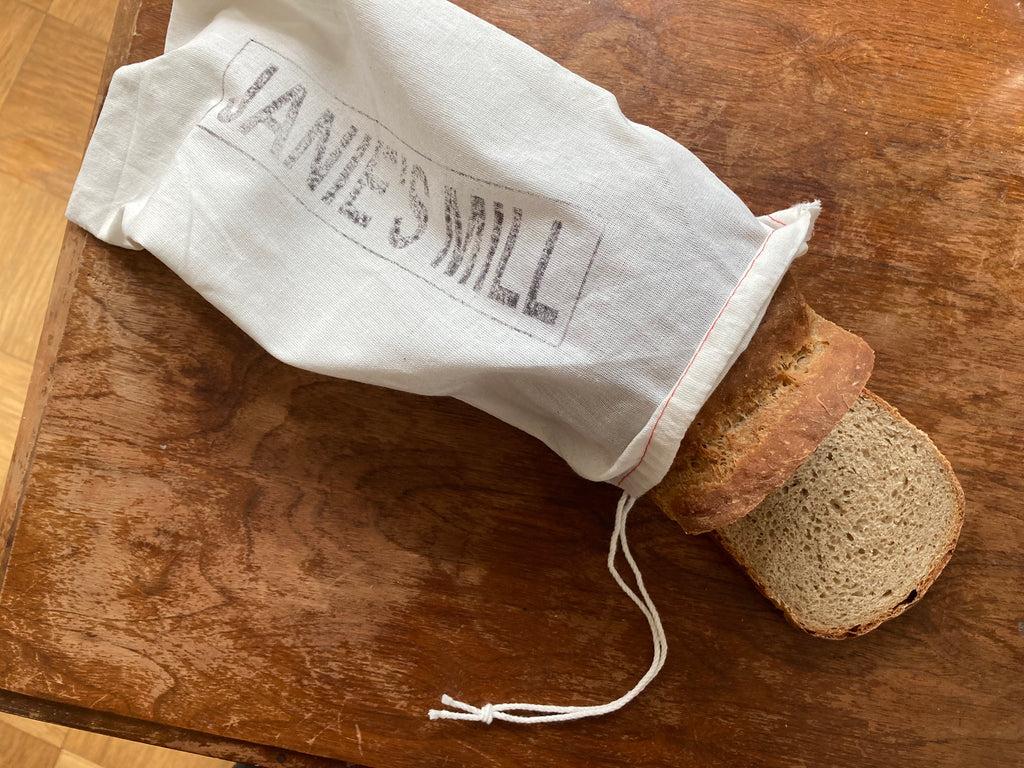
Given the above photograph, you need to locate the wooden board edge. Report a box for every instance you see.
[0,4,366,765]
[0,0,146,575]
[0,687,365,768]
[0,225,86,578]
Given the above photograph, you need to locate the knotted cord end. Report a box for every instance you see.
[426,491,666,727]
[428,694,496,724]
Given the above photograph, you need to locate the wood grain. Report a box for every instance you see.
[0,0,45,106]
[62,729,231,768]
[0,687,349,768]
[0,14,106,199]
[0,711,68,749]
[0,2,213,764]
[0,171,68,362]
[0,349,32,486]
[53,753,102,768]
[0,697,243,768]
[0,0,1022,767]
[0,715,62,768]
[0,0,143,572]
[48,0,119,41]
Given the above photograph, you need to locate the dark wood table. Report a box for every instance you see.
[1,1,1022,766]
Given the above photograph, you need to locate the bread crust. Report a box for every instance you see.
[651,276,875,533]
[714,389,967,639]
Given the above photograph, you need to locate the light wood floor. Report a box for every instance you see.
[0,2,233,767]
[0,713,232,768]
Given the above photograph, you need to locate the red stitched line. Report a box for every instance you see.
[767,214,785,226]
[616,227,779,486]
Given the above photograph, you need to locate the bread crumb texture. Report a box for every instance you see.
[719,394,962,635]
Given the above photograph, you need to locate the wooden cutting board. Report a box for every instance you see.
[1,1,1022,766]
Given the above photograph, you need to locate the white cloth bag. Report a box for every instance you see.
[68,0,819,724]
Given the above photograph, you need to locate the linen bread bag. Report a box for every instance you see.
[652,276,964,638]
[68,0,819,501]
[65,0,953,727]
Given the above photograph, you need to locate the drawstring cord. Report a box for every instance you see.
[428,490,667,725]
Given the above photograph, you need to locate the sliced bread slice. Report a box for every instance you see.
[716,389,965,638]
[651,275,875,534]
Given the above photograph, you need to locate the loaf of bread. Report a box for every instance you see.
[650,275,874,533]
[715,390,965,637]
[650,272,964,637]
